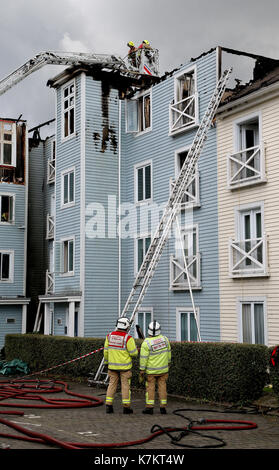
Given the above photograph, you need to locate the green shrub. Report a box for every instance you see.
[5,334,269,403]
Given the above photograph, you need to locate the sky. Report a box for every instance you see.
[1,0,279,136]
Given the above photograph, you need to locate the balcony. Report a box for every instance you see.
[46,214,55,239]
[47,158,55,184]
[170,170,199,210]
[45,270,54,294]
[169,93,198,135]
[170,253,201,290]
[227,143,266,189]
[229,235,269,278]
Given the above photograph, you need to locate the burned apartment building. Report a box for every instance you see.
[1,45,279,349]
[0,118,29,349]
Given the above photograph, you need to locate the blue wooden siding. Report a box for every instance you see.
[0,183,26,297]
[83,76,119,337]
[54,76,81,294]
[120,50,220,341]
[0,305,22,349]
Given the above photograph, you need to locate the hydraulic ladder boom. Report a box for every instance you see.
[89,67,232,386]
[0,51,126,96]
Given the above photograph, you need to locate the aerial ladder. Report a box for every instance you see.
[0,49,159,96]
[89,66,232,386]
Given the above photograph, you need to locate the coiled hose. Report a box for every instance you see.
[0,378,258,449]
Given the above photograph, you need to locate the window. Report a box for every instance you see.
[61,168,75,207]
[135,161,152,203]
[61,238,74,275]
[176,308,199,341]
[171,147,199,208]
[170,225,201,290]
[136,235,151,273]
[135,308,153,338]
[0,251,13,282]
[170,66,198,134]
[62,82,75,139]
[228,114,265,188]
[0,194,14,223]
[0,121,16,166]
[239,300,266,345]
[126,91,151,134]
[230,203,267,277]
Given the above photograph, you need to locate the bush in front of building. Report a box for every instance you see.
[4,334,105,378]
[5,334,269,403]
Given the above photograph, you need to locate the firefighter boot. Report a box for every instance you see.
[160,407,167,414]
[123,407,133,414]
[106,405,114,414]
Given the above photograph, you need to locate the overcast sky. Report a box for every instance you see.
[1,0,279,136]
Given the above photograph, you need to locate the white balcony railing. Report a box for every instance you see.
[46,214,55,239]
[170,253,201,290]
[45,270,54,294]
[169,93,198,134]
[229,235,269,277]
[227,143,266,189]
[47,158,56,183]
[170,170,199,210]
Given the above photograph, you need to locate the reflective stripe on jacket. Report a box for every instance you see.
[104,330,138,370]
[140,334,171,375]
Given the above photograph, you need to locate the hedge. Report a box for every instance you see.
[4,334,271,403]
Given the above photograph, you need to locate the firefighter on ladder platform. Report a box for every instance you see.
[139,321,171,415]
[104,317,138,414]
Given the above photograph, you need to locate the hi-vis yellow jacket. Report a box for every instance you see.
[104,330,138,370]
[140,334,171,375]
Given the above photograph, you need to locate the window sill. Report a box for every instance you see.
[61,202,75,210]
[134,127,152,138]
[60,272,74,278]
[61,132,77,144]
[135,199,153,207]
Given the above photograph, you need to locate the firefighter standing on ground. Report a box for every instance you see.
[104,317,138,414]
[140,321,171,414]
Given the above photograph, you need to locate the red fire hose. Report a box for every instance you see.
[0,378,258,449]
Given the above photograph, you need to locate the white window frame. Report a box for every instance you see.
[0,250,14,283]
[176,306,200,342]
[172,145,200,208]
[0,193,15,224]
[170,224,201,290]
[228,111,266,189]
[61,166,75,208]
[237,297,267,345]
[134,307,153,338]
[134,233,151,276]
[125,88,152,135]
[0,121,16,167]
[61,80,75,141]
[229,201,268,278]
[169,64,199,136]
[60,236,75,277]
[134,159,152,204]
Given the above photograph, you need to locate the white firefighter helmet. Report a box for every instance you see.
[116,317,130,331]
[148,320,161,336]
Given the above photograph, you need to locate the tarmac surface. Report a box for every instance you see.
[0,375,279,462]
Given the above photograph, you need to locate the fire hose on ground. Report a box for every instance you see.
[0,346,266,450]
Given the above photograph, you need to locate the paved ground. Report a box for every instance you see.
[0,375,279,461]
